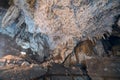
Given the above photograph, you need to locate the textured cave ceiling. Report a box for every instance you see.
[0,0,120,63]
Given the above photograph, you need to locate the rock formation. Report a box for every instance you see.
[0,0,120,65]
[0,0,120,80]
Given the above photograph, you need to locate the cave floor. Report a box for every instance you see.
[0,56,120,80]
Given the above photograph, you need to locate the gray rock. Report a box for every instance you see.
[0,0,120,63]
[117,18,120,28]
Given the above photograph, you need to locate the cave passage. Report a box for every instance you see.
[0,0,10,9]
[0,0,120,80]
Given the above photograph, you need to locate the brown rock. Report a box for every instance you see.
[0,33,22,57]
[86,57,120,79]
[0,65,47,80]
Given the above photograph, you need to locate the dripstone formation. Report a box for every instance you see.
[0,0,120,65]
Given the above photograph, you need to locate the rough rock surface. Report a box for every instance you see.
[0,65,47,80]
[86,57,120,80]
[0,0,120,80]
[0,0,120,63]
[0,55,31,66]
[0,54,47,80]
[0,33,22,58]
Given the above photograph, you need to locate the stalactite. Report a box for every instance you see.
[0,0,120,64]
[2,5,19,27]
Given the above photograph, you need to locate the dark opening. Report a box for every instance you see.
[0,0,10,9]
[102,15,120,56]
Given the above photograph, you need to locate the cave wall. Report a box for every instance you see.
[0,33,22,58]
[0,1,120,80]
[0,0,120,64]
[0,0,10,8]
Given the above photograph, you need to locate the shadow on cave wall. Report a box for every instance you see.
[102,15,120,56]
[0,0,10,9]
[0,33,23,58]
